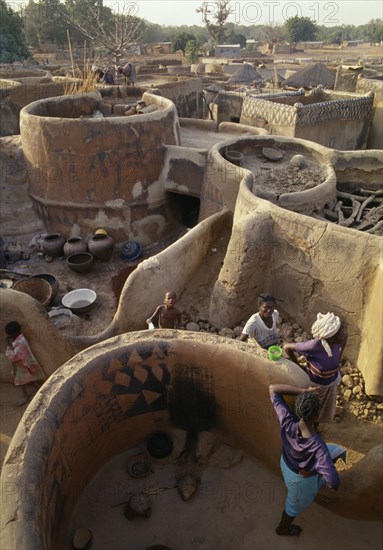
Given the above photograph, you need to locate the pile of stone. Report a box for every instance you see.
[337,361,383,424]
[180,315,383,425]
[180,317,310,343]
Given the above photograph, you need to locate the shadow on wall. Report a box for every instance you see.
[0,331,381,550]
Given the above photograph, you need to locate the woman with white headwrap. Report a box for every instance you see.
[283,313,348,423]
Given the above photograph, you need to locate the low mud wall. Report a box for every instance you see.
[1,331,381,550]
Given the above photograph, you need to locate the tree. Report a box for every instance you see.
[262,24,286,44]
[226,32,246,48]
[172,32,197,55]
[185,40,199,64]
[365,18,383,44]
[0,0,30,62]
[284,16,318,43]
[196,0,231,44]
[62,0,146,65]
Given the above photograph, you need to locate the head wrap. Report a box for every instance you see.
[311,312,341,357]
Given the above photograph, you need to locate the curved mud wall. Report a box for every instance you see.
[20,92,180,242]
[209,174,383,396]
[71,209,232,348]
[199,135,336,219]
[0,289,78,378]
[1,332,381,550]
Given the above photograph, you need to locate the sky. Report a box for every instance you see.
[105,0,383,27]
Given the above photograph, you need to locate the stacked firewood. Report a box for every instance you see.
[313,189,383,236]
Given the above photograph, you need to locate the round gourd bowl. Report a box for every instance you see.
[61,288,97,313]
[121,240,142,261]
[268,345,282,361]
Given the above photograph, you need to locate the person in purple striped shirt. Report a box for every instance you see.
[269,384,345,536]
[283,312,348,423]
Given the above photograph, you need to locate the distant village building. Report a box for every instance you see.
[147,42,173,55]
[215,44,242,58]
[298,41,325,49]
[245,39,259,50]
[240,87,374,150]
[272,43,294,54]
[342,40,363,47]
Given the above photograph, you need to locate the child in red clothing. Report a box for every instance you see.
[5,321,45,406]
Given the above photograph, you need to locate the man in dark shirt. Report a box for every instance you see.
[269,384,345,536]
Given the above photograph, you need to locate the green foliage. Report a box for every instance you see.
[185,40,199,63]
[0,0,30,62]
[285,16,318,43]
[226,32,246,48]
[365,18,383,43]
[142,23,166,44]
[22,0,69,47]
[172,32,197,54]
[196,0,231,44]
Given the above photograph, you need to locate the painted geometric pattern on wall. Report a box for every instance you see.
[296,96,374,126]
[242,96,297,126]
[242,93,373,128]
[92,342,172,428]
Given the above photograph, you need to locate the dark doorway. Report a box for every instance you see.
[166,192,200,228]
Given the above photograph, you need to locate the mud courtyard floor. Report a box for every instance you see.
[64,444,382,550]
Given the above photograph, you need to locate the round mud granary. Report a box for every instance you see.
[19,91,180,243]
[1,331,381,550]
[210,135,337,215]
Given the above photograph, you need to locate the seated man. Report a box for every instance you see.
[102,67,115,85]
[240,293,281,349]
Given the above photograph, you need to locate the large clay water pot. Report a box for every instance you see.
[63,237,87,258]
[87,233,114,261]
[42,233,65,257]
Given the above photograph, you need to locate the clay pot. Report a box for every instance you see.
[63,237,87,258]
[87,233,114,261]
[42,233,65,257]
[67,252,94,273]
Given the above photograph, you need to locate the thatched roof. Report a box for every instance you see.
[282,62,336,88]
[226,63,262,84]
[257,66,284,83]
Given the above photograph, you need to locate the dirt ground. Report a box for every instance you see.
[241,150,324,194]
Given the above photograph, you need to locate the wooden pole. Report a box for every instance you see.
[67,29,75,78]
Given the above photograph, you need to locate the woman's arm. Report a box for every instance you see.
[269,384,319,398]
[282,342,301,365]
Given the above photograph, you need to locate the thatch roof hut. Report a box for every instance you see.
[282,62,336,89]
[226,63,261,84]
